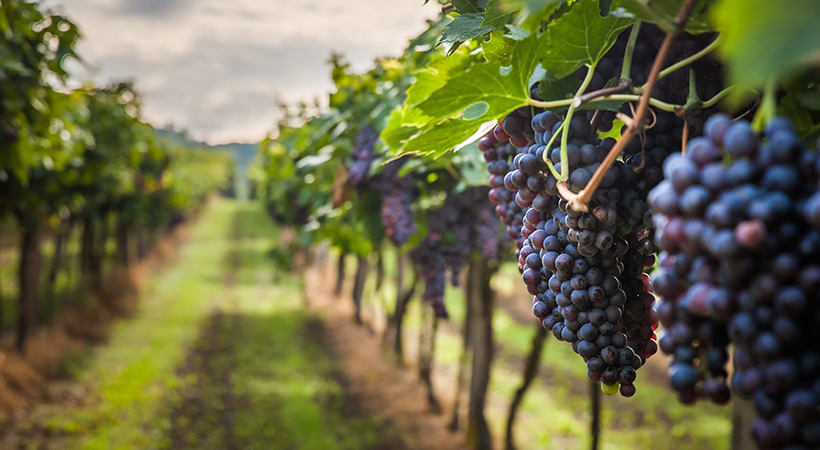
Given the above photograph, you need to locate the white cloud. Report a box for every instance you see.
[48,0,441,144]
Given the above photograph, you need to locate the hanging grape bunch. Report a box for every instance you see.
[346,126,378,188]
[373,156,418,247]
[507,24,725,397]
[413,187,500,318]
[650,116,820,448]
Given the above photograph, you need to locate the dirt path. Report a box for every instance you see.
[166,213,244,449]
[304,264,469,450]
[162,200,452,450]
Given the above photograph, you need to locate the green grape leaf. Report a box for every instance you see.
[713,0,820,88]
[452,0,489,14]
[482,1,515,29]
[396,31,548,156]
[481,31,516,65]
[406,46,475,107]
[402,118,498,158]
[480,1,516,64]
[499,0,563,13]
[540,0,634,81]
[438,13,494,55]
[611,0,712,34]
[381,107,428,148]
[463,101,490,119]
[419,31,546,123]
[537,76,580,111]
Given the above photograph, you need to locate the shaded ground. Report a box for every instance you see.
[1,199,464,450]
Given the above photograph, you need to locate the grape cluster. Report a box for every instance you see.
[413,187,500,318]
[380,178,417,247]
[348,133,418,247]
[504,109,669,396]
[482,132,528,254]
[650,116,820,448]
[375,157,418,247]
[482,106,541,260]
[347,126,378,187]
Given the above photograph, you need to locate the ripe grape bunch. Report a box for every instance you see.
[346,129,417,248]
[491,105,670,397]
[413,187,500,318]
[346,126,378,188]
[501,24,727,398]
[650,116,820,448]
[374,156,418,247]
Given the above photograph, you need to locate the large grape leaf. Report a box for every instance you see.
[540,0,634,81]
[712,0,820,88]
[452,0,489,14]
[406,46,476,107]
[480,1,516,64]
[418,31,547,123]
[381,107,428,148]
[482,32,516,65]
[393,31,548,157]
[610,0,712,34]
[438,13,494,55]
[402,118,498,158]
[482,1,515,28]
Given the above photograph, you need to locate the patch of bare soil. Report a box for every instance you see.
[304,264,469,450]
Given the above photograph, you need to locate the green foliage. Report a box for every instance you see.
[0,0,229,253]
[712,0,820,88]
[438,13,493,55]
[0,0,83,182]
[612,0,713,34]
[539,0,634,80]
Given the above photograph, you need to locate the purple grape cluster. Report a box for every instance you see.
[650,116,820,448]
[347,126,378,187]
[349,138,418,247]
[481,107,539,260]
[380,177,417,247]
[502,109,670,396]
[413,187,500,318]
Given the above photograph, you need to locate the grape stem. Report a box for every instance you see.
[542,123,564,180]
[682,67,700,111]
[574,82,632,107]
[532,92,679,113]
[655,35,721,84]
[620,22,642,83]
[560,62,598,179]
[701,85,736,108]
[556,0,703,212]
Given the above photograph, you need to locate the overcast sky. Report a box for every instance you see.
[49,0,441,144]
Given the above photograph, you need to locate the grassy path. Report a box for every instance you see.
[5,199,399,450]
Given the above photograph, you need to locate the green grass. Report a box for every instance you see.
[20,200,392,450]
[49,200,237,450]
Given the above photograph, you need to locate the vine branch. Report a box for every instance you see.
[557,0,703,212]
